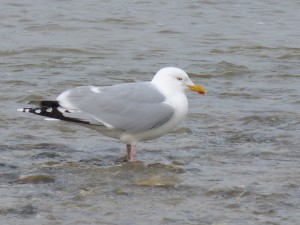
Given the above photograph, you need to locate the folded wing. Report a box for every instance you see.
[57,82,174,132]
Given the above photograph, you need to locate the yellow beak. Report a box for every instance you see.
[188,84,207,95]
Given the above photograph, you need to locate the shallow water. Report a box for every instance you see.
[1,0,300,224]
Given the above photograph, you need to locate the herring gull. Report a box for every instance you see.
[18,67,206,161]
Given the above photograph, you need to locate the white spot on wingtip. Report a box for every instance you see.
[25,109,30,113]
[35,109,41,114]
[17,108,24,112]
[46,108,52,113]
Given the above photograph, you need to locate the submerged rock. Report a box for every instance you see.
[135,175,178,188]
[146,163,184,173]
[16,174,55,184]
[113,188,133,195]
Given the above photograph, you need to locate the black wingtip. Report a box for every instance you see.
[18,106,92,125]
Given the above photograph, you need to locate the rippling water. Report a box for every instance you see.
[1,0,300,224]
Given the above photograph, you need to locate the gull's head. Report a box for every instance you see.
[152,67,207,95]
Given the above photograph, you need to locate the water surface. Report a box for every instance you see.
[1,0,300,224]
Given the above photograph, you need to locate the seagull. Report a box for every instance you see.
[18,67,206,161]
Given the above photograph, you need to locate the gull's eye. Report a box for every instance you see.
[176,77,183,81]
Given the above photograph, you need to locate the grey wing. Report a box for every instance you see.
[57,82,174,132]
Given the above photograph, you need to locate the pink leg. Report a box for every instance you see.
[126,144,136,162]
